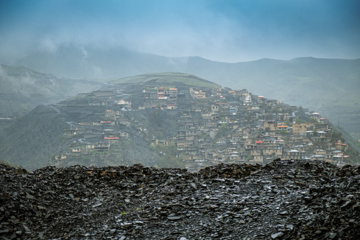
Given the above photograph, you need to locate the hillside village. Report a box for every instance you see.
[47,77,358,171]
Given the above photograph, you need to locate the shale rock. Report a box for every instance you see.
[1,159,359,239]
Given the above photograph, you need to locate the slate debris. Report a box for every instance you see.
[1,159,360,239]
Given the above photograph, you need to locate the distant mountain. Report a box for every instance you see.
[0,64,103,118]
[6,45,360,138]
[13,44,177,79]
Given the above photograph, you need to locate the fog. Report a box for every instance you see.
[1,0,360,141]
[1,0,360,64]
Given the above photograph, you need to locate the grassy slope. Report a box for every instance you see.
[110,72,220,88]
[0,105,67,170]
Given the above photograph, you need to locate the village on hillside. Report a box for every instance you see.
[52,82,354,171]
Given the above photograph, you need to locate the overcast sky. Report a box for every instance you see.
[1,0,360,62]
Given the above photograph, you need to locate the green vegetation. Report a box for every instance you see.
[246,155,254,161]
[215,123,230,139]
[280,130,288,136]
[110,72,220,88]
[150,144,185,169]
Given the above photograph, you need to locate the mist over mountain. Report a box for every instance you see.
[0,63,102,118]
[11,45,172,79]
[8,44,360,139]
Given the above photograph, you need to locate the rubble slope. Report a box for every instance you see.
[1,159,360,239]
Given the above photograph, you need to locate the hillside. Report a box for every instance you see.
[224,58,360,140]
[111,72,220,88]
[171,57,360,140]
[9,45,360,139]
[0,64,102,118]
[0,73,215,170]
[0,72,358,171]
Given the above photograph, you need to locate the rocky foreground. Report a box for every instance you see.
[1,159,360,240]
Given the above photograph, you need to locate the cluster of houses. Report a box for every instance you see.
[53,83,352,171]
[166,88,350,171]
[140,86,179,110]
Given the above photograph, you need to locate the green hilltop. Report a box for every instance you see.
[110,72,220,88]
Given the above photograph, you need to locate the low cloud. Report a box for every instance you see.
[0,0,359,63]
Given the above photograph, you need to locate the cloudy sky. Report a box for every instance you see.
[1,0,360,62]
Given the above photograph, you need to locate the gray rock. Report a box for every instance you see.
[271,232,283,239]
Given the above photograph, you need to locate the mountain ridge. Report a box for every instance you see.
[0,63,103,118]
[1,45,359,139]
